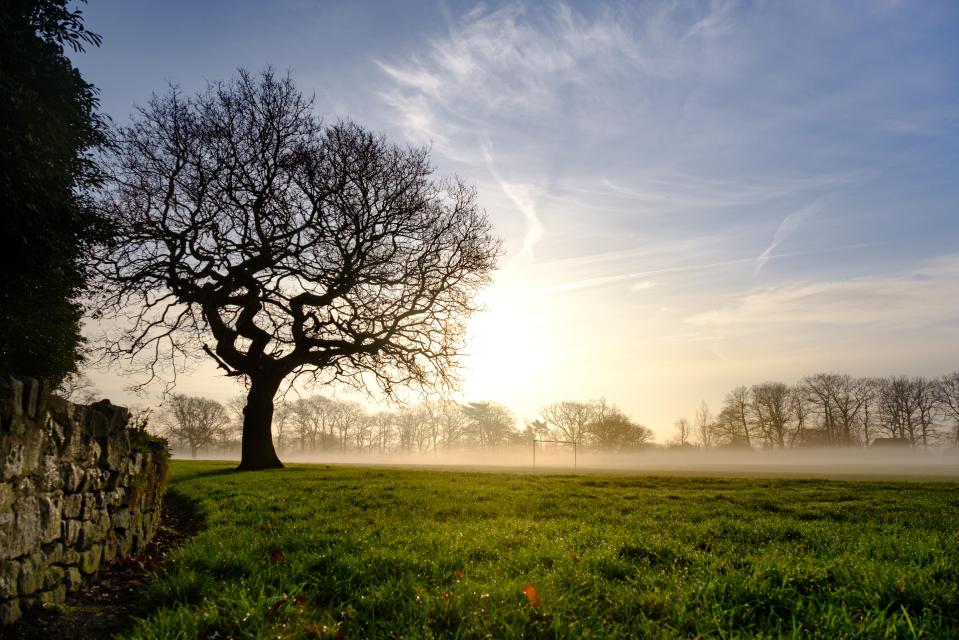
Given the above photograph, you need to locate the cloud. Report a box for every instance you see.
[481,142,544,262]
[755,201,823,274]
[518,243,873,296]
[689,254,959,329]
[630,280,657,292]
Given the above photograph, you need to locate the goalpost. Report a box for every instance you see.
[532,439,577,469]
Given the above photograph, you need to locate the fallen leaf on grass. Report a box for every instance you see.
[270,548,285,564]
[524,583,540,608]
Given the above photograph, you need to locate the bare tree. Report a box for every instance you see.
[787,385,809,447]
[694,400,713,448]
[718,387,752,448]
[802,374,834,444]
[855,378,878,446]
[876,376,919,444]
[587,399,652,450]
[160,394,230,458]
[93,70,500,470]
[672,417,693,447]
[938,372,959,446]
[912,376,941,448]
[462,401,514,448]
[751,382,790,448]
[540,401,595,446]
[368,410,396,452]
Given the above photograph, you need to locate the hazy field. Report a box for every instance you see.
[125,461,959,639]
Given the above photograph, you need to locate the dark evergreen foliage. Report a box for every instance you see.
[0,0,109,384]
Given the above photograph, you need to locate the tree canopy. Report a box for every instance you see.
[94,69,500,469]
[0,0,109,384]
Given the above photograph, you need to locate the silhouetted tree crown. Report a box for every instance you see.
[94,69,500,470]
[0,0,109,384]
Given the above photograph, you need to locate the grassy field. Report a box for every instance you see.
[123,461,959,639]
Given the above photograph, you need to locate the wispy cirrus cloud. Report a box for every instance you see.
[754,201,823,275]
[689,254,959,329]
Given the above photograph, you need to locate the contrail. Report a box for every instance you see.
[755,202,823,275]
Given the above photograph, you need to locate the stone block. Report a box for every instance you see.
[0,376,24,421]
[0,483,12,513]
[38,495,62,543]
[112,508,131,530]
[42,542,63,565]
[1,496,40,560]
[0,598,22,625]
[65,566,82,590]
[102,536,118,563]
[82,493,98,519]
[86,401,129,438]
[117,532,133,557]
[62,548,80,566]
[20,378,40,419]
[37,455,61,492]
[60,462,85,493]
[98,430,131,473]
[62,519,81,546]
[62,493,82,518]
[79,544,102,575]
[78,519,105,550]
[17,554,43,595]
[38,584,66,605]
[103,488,124,508]
[43,565,65,589]
[0,560,19,598]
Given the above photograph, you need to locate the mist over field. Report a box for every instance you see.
[171,445,959,479]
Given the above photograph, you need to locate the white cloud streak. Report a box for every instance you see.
[481,142,544,263]
[755,201,823,274]
[689,254,959,329]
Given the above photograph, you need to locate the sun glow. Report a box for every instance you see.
[460,283,557,416]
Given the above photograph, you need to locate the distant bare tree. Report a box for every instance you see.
[716,387,752,448]
[938,372,959,446]
[431,398,469,450]
[368,410,396,452]
[330,399,364,451]
[290,396,334,451]
[787,386,810,447]
[800,373,840,445]
[855,378,878,446]
[541,401,596,446]
[160,394,230,458]
[272,399,293,453]
[912,376,941,447]
[462,402,514,448]
[673,417,693,447]
[876,376,919,444]
[93,69,500,470]
[751,382,791,448]
[586,399,652,450]
[694,400,713,448]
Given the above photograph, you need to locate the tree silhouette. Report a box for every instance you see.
[1,0,109,384]
[94,69,499,470]
[160,394,230,459]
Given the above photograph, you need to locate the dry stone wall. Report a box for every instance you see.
[0,376,168,624]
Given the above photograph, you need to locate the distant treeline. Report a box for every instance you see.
[150,371,959,457]
[155,395,653,457]
[673,372,959,449]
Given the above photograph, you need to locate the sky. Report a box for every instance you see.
[71,0,959,440]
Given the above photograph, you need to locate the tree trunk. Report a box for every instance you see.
[237,375,285,470]
[190,444,197,459]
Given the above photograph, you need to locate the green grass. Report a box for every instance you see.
[123,461,959,639]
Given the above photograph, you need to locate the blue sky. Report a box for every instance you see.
[74,0,959,437]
